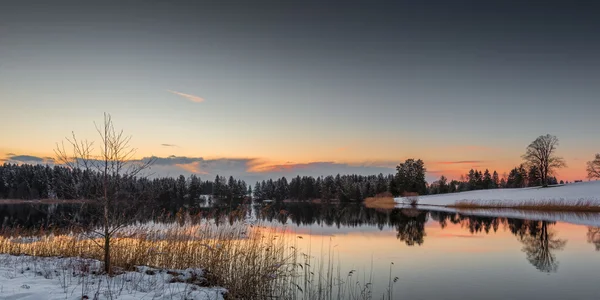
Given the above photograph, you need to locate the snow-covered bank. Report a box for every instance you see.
[406,205,600,227]
[0,255,226,300]
[394,181,600,206]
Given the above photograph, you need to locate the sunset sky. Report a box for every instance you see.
[1,1,599,183]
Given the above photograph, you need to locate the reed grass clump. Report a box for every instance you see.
[0,214,292,298]
[364,192,396,210]
[0,207,395,299]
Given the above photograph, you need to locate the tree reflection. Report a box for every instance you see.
[391,208,427,246]
[517,221,566,273]
[588,227,600,251]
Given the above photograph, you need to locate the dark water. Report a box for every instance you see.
[1,202,600,299]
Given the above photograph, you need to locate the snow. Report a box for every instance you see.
[408,205,600,227]
[394,181,600,206]
[0,255,226,300]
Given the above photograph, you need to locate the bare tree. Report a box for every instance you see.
[586,154,600,179]
[55,113,154,274]
[522,134,566,187]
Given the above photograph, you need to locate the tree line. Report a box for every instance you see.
[3,134,596,205]
[0,163,250,209]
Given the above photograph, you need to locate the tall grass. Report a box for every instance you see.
[0,207,397,299]
[364,192,396,210]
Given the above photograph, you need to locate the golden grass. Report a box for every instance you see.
[363,192,398,210]
[0,216,294,299]
[0,208,387,300]
[363,197,396,210]
[449,200,600,212]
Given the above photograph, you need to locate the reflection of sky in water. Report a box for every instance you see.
[2,203,599,299]
[261,209,600,300]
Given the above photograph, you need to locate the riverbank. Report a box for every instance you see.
[394,181,600,212]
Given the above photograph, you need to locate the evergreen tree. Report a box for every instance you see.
[483,169,492,189]
[395,159,427,195]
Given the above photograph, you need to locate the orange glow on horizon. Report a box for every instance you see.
[0,145,591,181]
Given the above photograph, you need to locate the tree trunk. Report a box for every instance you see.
[104,201,111,274]
[104,228,111,274]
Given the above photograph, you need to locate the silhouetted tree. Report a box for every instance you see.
[395,159,427,196]
[54,113,155,274]
[586,154,600,179]
[522,134,566,187]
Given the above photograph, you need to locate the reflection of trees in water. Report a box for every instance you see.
[588,227,600,251]
[255,203,394,229]
[390,208,427,246]
[1,202,582,273]
[431,211,568,273]
[518,221,566,273]
[0,204,94,231]
[430,211,500,234]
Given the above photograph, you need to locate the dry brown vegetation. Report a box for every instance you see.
[0,208,392,300]
[364,192,396,209]
[0,218,290,299]
[449,200,600,212]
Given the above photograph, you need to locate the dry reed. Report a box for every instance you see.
[0,207,392,299]
[363,197,396,210]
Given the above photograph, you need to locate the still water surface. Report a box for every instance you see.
[1,202,599,299]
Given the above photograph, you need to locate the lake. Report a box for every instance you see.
[1,202,599,299]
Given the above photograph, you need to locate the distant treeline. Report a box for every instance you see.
[0,163,248,209]
[428,164,560,195]
[1,160,560,205]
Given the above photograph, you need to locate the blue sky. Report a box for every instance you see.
[1,0,599,182]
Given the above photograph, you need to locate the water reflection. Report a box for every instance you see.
[519,221,566,272]
[589,227,600,251]
[390,208,427,246]
[2,202,599,274]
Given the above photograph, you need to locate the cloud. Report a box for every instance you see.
[8,155,44,163]
[161,144,178,147]
[175,161,209,175]
[1,153,398,185]
[248,161,395,178]
[3,154,55,165]
[435,160,484,165]
[168,90,205,103]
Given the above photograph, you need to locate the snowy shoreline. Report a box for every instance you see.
[393,181,600,226]
[394,181,600,206]
[0,254,226,300]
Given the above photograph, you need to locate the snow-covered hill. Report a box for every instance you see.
[394,180,600,206]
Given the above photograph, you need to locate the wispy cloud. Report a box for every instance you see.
[3,154,55,165]
[436,160,484,165]
[176,161,209,175]
[167,90,205,103]
[161,143,178,147]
